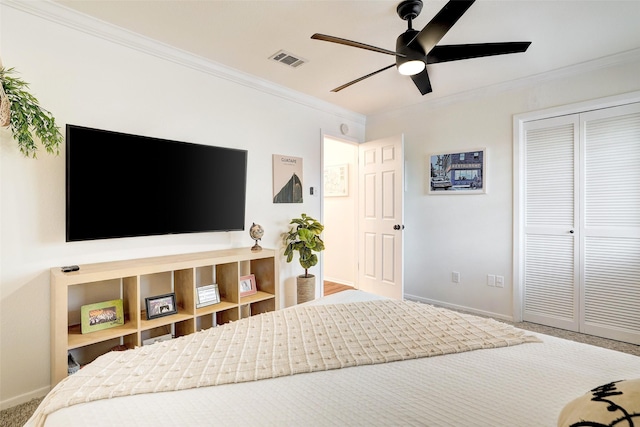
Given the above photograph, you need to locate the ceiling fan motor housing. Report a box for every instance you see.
[396,30,425,73]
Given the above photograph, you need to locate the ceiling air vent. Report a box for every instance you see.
[269,50,307,68]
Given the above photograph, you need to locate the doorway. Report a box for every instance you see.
[322,136,358,294]
[321,133,405,300]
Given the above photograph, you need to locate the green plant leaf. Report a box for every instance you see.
[297,228,313,242]
[1,67,62,158]
[282,214,325,273]
[300,253,317,269]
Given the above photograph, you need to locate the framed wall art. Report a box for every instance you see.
[427,148,486,194]
[273,154,303,203]
[324,164,349,197]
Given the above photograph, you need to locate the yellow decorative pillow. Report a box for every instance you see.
[558,379,640,427]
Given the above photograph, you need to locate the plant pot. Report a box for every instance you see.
[297,274,316,304]
[0,83,10,127]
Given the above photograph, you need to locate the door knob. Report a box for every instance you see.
[569,229,574,234]
[393,224,405,230]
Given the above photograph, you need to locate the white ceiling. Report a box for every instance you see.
[55,0,640,116]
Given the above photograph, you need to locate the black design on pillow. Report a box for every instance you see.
[569,380,640,427]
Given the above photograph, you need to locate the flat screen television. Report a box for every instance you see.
[66,125,247,242]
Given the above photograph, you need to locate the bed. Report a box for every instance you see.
[27,290,640,426]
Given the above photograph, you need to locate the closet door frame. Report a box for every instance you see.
[513,90,640,322]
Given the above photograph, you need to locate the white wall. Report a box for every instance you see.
[366,55,640,320]
[323,137,358,286]
[0,2,365,408]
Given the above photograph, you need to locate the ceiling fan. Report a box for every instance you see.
[311,0,531,95]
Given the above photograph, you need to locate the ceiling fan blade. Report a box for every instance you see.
[410,0,475,54]
[312,33,405,57]
[427,42,531,64]
[410,68,433,95]
[330,64,396,92]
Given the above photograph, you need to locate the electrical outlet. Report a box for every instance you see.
[487,274,496,287]
[452,271,460,283]
[496,275,505,288]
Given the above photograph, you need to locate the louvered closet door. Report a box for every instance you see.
[581,103,640,344]
[521,102,640,344]
[522,116,580,331]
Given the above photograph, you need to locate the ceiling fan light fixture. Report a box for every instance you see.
[396,28,424,76]
[397,60,425,76]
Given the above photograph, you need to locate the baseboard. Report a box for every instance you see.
[1,386,50,411]
[404,293,514,322]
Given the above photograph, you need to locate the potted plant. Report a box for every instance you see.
[282,213,325,303]
[0,66,62,158]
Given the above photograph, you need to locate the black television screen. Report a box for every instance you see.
[66,125,247,242]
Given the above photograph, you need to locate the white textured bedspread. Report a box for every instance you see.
[30,298,538,426]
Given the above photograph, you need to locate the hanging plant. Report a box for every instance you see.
[0,66,62,158]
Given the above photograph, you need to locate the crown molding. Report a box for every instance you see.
[372,47,640,117]
[2,0,366,125]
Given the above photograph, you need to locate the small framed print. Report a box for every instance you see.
[240,274,257,297]
[81,299,124,334]
[145,293,178,320]
[324,164,349,197]
[196,284,221,308]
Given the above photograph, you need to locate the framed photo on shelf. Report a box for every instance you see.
[240,274,257,297]
[145,293,178,320]
[196,283,221,308]
[427,148,487,194]
[81,299,124,334]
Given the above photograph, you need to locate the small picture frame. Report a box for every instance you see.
[81,299,124,334]
[240,274,258,297]
[145,293,178,320]
[196,284,221,308]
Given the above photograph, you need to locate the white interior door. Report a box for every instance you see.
[522,115,580,331]
[580,102,640,344]
[358,135,404,299]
